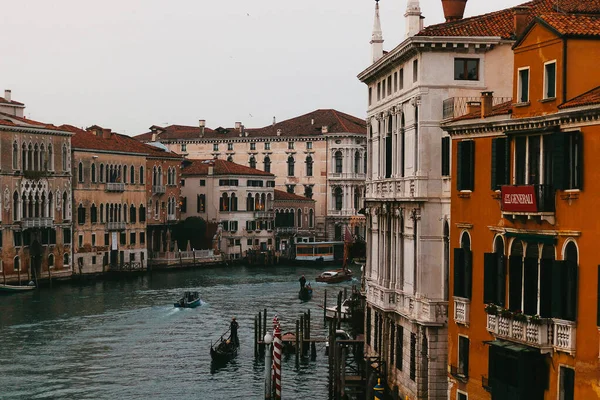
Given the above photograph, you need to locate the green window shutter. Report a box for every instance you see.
[454,248,465,297]
[441,136,450,176]
[497,254,507,307]
[491,138,498,190]
[551,261,565,318]
[552,131,567,190]
[576,131,583,190]
[509,255,523,311]
[457,141,464,190]
[503,137,511,186]
[565,260,578,321]
[467,140,475,191]
[523,257,539,315]
[539,259,553,318]
[483,252,497,304]
[464,249,473,299]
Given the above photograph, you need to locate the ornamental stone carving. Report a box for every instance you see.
[4,187,10,211]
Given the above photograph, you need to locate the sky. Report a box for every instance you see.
[0,0,524,136]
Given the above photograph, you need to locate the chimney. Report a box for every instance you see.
[208,164,214,175]
[466,101,481,115]
[441,0,467,22]
[405,0,423,38]
[199,119,205,137]
[272,116,276,126]
[321,125,329,134]
[311,118,314,125]
[151,133,157,142]
[235,121,242,131]
[4,89,11,102]
[276,129,282,136]
[481,91,493,118]
[513,6,530,38]
[102,128,112,139]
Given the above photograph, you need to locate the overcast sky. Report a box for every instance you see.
[0,0,523,135]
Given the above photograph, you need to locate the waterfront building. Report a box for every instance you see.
[356,0,548,397]
[0,90,73,283]
[441,8,600,400]
[273,189,316,257]
[134,109,367,244]
[180,159,275,260]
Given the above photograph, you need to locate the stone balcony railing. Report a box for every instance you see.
[553,319,576,354]
[106,182,125,192]
[486,314,553,350]
[454,297,470,325]
[152,185,166,195]
[22,217,53,229]
[106,221,126,231]
[329,172,366,180]
[275,227,297,234]
[255,211,274,219]
[167,214,177,221]
[365,176,429,201]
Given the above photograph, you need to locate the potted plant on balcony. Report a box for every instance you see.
[513,310,527,322]
[484,303,498,315]
[529,314,543,325]
[499,308,514,319]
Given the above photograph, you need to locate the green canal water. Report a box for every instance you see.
[0,265,356,399]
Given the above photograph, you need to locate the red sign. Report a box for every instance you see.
[501,186,538,212]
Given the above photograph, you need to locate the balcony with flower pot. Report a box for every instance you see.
[485,306,553,352]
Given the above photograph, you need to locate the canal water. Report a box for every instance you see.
[0,265,356,399]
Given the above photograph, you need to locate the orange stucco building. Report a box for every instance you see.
[442,10,600,400]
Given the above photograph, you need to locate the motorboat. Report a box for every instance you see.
[324,298,352,321]
[298,284,313,301]
[0,282,36,293]
[174,291,201,308]
[315,268,352,284]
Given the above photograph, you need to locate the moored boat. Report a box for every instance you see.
[324,298,351,320]
[0,282,36,293]
[315,268,353,284]
[174,291,201,308]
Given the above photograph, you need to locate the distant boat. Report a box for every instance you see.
[174,291,201,308]
[324,298,352,321]
[298,284,313,301]
[0,283,36,293]
[315,268,353,284]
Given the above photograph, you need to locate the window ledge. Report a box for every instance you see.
[539,97,556,103]
[560,191,580,201]
[458,191,472,198]
[514,101,530,108]
[491,191,501,200]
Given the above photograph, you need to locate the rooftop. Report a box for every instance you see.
[274,189,315,202]
[559,86,600,109]
[182,159,275,177]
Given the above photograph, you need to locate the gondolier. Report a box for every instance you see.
[299,275,306,289]
[230,317,239,347]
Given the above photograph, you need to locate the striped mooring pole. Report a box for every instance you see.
[273,324,282,399]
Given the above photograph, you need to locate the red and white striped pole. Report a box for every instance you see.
[272,315,279,331]
[273,324,282,399]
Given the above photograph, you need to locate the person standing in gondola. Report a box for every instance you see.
[230,317,239,347]
[299,275,306,289]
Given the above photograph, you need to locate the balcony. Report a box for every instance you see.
[106,221,126,231]
[275,227,297,234]
[329,172,366,180]
[105,182,125,192]
[167,214,177,222]
[453,297,470,325]
[500,184,556,224]
[442,96,512,120]
[486,314,552,351]
[255,211,274,219]
[152,185,166,195]
[553,319,576,354]
[22,217,53,229]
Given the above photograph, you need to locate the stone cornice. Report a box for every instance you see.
[1,126,73,137]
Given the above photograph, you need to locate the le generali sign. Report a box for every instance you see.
[501,186,538,212]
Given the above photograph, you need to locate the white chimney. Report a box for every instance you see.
[4,90,11,102]
[272,116,276,126]
[151,133,157,142]
[235,121,242,131]
[311,118,314,125]
[277,129,282,136]
[321,125,329,134]
[199,119,205,128]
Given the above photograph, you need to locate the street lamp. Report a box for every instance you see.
[264,332,273,399]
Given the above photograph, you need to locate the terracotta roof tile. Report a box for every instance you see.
[135,109,366,142]
[559,86,600,109]
[450,100,513,122]
[274,189,314,202]
[0,111,64,130]
[538,13,600,36]
[181,159,275,177]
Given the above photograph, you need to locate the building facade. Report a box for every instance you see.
[0,91,73,284]
[273,189,316,257]
[180,159,276,259]
[135,109,367,242]
[442,9,600,400]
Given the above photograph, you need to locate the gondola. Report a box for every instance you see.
[210,330,238,364]
[174,291,201,308]
[298,284,313,301]
[0,282,36,293]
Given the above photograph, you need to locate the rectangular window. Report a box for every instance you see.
[197,194,206,213]
[377,82,381,101]
[454,58,480,80]
[441,136,450,177]
[409,332,416,381]
[306,142,312,150]
[393,71,398,92]
[457,392,467,400]
[454,247,473,299]
[559,367,574,400]
[395,324,403,371]
[544,61,556,99]
[64,228,71,244]
[551,260,578,321]
[387,76,392,96]
[213,144,219,151]
[458,336,469,378]
[483,252,506,307]
[140,232,145,244]
[130,232,136,245]
[0,230,3,248]
[288,142,294,150]
[366,308,371,346]
[78,234,83,249]
[247,239,252,246]
[14,231,22,247]
[104,233,109,246]
[266,181,275,188]
[181,144,187,152]
[180,197,187,213]
[399,68,404,89]
[457,140,475,191]
[553,131,583,190]
[228,143,233,151]
[92,256,96,265]
[413,59,418,82]
[91,233,96,247]
[250,143,256,150]
[120,232,126,245]
[491,137,509,190]
[382,79,386,98]
[198,180,205,186]
[181,179,185,187]
[368,87,372,106]
[265,142,270,150]
[518,67,530,103]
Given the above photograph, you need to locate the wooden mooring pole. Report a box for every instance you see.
[323,289,327,322]
[337,291,343,329]
[258,310,262,355]
[299,314,304,357]
[254,314,259,358]
[295,319,299,368]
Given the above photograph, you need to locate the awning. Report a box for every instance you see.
[486,340,536,353]
[504,232,557,245]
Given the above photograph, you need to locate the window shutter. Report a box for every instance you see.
[442,136,450,176]
[497,254,507,307]
[457,141,464,190]
[503,137,510,187]
[508,255,523,311]
[565,260,578,321]
[551,260,565,318]
[539,259,553,318]
[453,248,465,298]
[483,252,497,304]
[552,131,567,190]
[464,249,473,299]
[461,337,470,378]
[576,131,583,190]
[491,138,498,190]
[467,141,475,191]
[523,257,539,316]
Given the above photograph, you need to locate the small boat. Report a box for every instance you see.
[315,268,352,284]
[281,331,297,353]
[210,331,238,364]
[324,298,352,321]
[0,282,36,293]
[298,284,313,301]
[174,291,201,308]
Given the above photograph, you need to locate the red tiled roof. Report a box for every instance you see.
[135,109,366,142]
[538,13,600,37]
[450,100,513,122]
[0,111,64,130]
[0,96,24,106]
[559,86,600,109]
[274,189,314,202]
[182,159,274,177]
[416,0,600,40]
[68,125,182,159]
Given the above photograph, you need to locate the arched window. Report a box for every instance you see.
[123,164,128,184]
[14,256,20,271]
[354,188,361,210]
[130,204,136,223]
[152,166,157,186]
[62,144,68,171]
[40,144,46,171]
[62,192,68,220]
[306,156,313,177]
[249,156,256,169]
[130,165,135,184]
[287,156,295,176]
[48,254,54,269]
[91,164,96,183]
[63,253,70,267]
[309,209,314,228]
[139,204,146,222]
[99,164,104,183]
[335,151,343,174]
[139,166,144,184]
[33,143,39,171]
[354,151,360,174]
[48,144,53,171]
[334,187,343,211]
[231,193,238,211]
[77,203,86,224]
[48,192,54,220]
[297,209,302,228]
[220,193,229,211]
[100,203,104,223]
[78,162,84,183]
[12,141,18,170]
[27,143,33,171]
[247,193,254,211]
[91,204,97,223]
[158,166,163,186]
[264,156,271,173]
[12,191,19,221]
